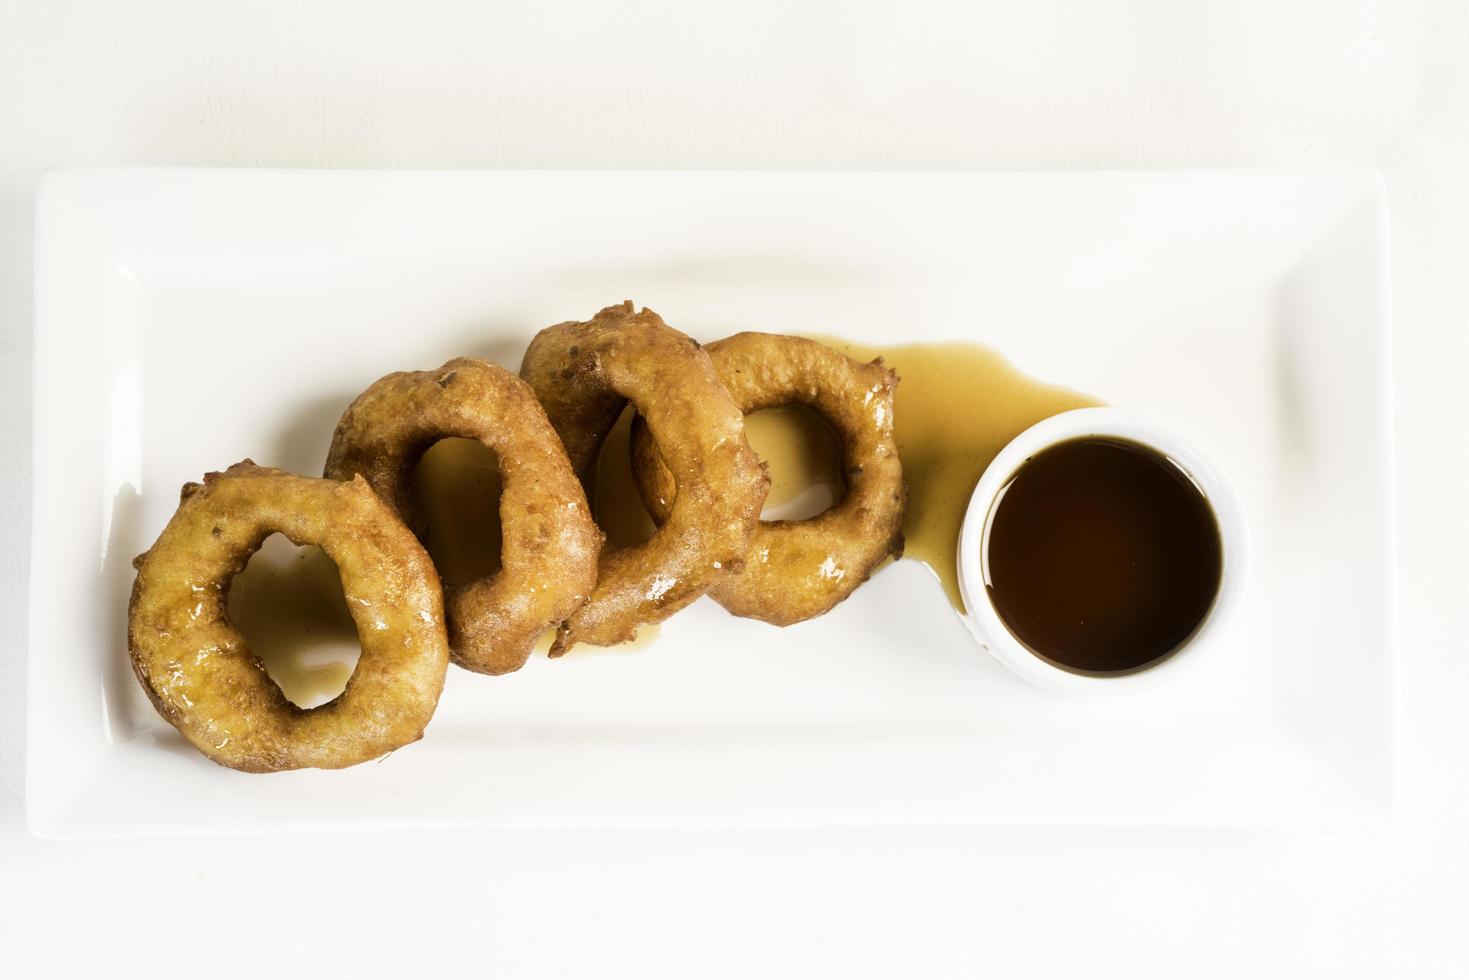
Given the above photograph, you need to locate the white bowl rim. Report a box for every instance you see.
[955,406,1250,695]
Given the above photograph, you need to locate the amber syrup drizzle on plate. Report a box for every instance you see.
[809,339,1100,611]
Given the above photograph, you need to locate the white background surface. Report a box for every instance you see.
[1,1,1465,977]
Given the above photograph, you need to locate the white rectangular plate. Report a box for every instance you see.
[28,169,1396,837]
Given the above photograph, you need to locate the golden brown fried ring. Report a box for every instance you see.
[520,302,768,653]
[128,462,449,773]
[631,333,905,625]
[324,357,602,675]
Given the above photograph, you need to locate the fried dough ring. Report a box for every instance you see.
[324,357,602,675]
[631,333,905,625]
[520,302,768,653]
[127,462,450,773]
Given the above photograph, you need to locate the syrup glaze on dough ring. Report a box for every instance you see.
[520,302,768,654]
[127,462,450,773]
[324,357,602,675]
[630,333,906,625]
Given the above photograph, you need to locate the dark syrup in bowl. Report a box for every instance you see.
[982,437,1223,676]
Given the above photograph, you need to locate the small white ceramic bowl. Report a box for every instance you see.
[956,407,1248,694]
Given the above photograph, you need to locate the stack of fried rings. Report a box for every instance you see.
[127,302,906,772]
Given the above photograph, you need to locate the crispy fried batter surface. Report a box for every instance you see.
[324,357,601,674]
[127,462,449,772]
[520,302,768,653]
[631,333,906,625]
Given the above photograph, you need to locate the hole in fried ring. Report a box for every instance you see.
[228,534,361,709]
[412,437,506,587]
[738,404,847,521]
[630,333,907,625]
[127,462,450,772]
